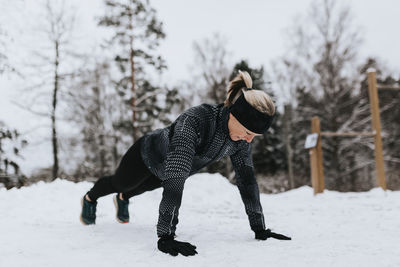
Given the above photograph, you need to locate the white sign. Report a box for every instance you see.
[304,133,319,149]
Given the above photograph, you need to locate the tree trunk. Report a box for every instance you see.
[99,133,106,177]
[284,104,294,189]
[0,139,2,173]
[128,12,137,142]
[94,69,106,177]
[51,40,60,180]
[113,136,119,169]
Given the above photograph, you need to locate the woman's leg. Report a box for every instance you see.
[113,173,162,223]
[86,136,155,202]
[86,175,117,202]
[122,173,162,200]
[110,136,157,194]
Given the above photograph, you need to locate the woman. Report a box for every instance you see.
[80,70,291,257]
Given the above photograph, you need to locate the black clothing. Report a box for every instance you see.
[254,229,292,240]
[157,235,198,257]
[87,103,266,239]
[87,137,162,202]
[114,194,130,223]
[80,196,97,225]
[140,103,266,237]
[229,92,274,134]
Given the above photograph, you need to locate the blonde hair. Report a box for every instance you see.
[224,70,275,116]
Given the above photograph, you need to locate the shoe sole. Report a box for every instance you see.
[80,197,95,225]
[113,195,129,224]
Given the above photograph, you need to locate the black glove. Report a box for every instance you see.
[157,235,198,256]
[255,229,291,240]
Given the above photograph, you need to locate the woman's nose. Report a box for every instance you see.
[245,135,254,143]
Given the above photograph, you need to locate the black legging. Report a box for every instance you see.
[87,136,162,201]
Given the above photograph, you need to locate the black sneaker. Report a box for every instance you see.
[113,194,130,223]
[80,195,97,225]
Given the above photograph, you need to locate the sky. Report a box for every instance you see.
[152,0,400,83]
[0,0,399,175]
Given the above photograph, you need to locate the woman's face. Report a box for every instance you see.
[227,113,262,143]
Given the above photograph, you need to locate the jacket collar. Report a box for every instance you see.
[217,103,230,137]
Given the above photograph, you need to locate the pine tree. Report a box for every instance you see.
[98,0,167,141]
[0,121,27,188]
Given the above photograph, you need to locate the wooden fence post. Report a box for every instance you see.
[367,70,387,190]
[310,117,324,194]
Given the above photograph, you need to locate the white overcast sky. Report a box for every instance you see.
[152,0,400,83]
[0,0,399,174]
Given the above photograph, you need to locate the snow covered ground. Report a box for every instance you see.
[1,173,399,267]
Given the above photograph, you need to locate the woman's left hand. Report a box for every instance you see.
[255,229,291,240]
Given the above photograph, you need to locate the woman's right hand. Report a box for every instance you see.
[157,235,198,256]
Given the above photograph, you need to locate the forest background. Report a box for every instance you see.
[1,0,399,192]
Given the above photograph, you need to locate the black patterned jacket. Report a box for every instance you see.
[140,103,266,237]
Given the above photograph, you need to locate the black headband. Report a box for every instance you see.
[229,92,274,134]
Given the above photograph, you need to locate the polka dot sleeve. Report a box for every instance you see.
[230,142,266,232]
[157,115,198,237]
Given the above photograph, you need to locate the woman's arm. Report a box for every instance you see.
[157,115,198,238]
[230,143,291,241]
[230,142,266,232]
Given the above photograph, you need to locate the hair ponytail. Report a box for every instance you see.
[225,70,275,117]
[224,70,253,107]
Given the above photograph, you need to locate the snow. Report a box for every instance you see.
[1,173,399,267]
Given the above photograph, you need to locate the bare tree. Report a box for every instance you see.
[0,8,16,75]
[0,27,8,74]
[272,0,368,191]
[192,33,232,104]
[15,0,77,180]
[65,60,120,180]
